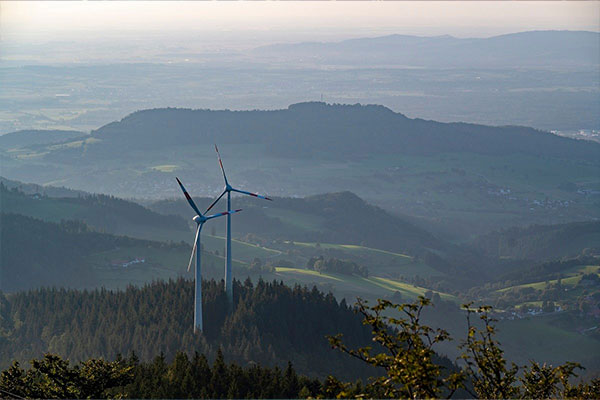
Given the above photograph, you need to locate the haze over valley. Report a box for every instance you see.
[2,31,599,136]
[1,2,600,397]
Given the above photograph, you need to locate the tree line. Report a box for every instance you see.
[0,351,323,399]
[2,297,598,399]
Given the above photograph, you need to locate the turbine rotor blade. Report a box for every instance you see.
[176,177,202,216]
[187,224,201,272]
[205,209,242,220]
[204,190,227,214]
[231,188,273,201]
[214,145,229,186]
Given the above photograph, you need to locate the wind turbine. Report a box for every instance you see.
[205,145,272,305]
[176,177,241,333]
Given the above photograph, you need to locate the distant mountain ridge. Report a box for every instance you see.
[88,102,599,161]
[253,30,600,68]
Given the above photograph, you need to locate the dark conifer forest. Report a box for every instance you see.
[0,279,377,380]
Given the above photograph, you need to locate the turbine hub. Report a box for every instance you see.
[192,215,204,224]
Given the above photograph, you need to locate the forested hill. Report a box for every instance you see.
[151,191,446,255]
[88,102,599,161]
[472,221,600,261]
[0,176,87,198]
[0,279,383,380]
[0,213,189,292]
[150,191,485,280]
[0,182,189,240]
[0,129,85,149]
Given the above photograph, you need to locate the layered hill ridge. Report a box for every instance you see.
[0,180,189,241]
[253,30,600,68]
[0,129,86,149]
[3,102,599,237]
[150,190,448,256]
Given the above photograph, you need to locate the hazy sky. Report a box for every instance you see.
[2,1,599,44]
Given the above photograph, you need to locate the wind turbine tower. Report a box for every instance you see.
[176,177,241,333]
[205,145,272,305]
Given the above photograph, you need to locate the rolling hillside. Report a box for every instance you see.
[0,179,476,290]
[149,191,489,286]
[0,129,86,149]
[0,209,458,303]
[150,191,446,255]
[2,102,598,238]
[0,213,228,292]
[0,182,190,242]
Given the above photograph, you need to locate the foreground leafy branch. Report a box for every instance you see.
[329,297,600,399]
[328,297,464,399]
[459,304,520,398]
[460,304,600,399]
[0,354,133,399]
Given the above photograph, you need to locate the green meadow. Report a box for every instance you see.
[274,266,456,303]
[497,265,600,293]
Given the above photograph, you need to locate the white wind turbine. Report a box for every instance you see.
[204,145,272,305]
[176,177,241,333]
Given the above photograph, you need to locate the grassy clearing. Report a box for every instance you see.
[16,151,49,160]
[48,137,100,151]
[498,276,582,292]
[274,266,456,302]
[290,241,412,260]
[275,267,344,282]
[497,265,600,293]
[151,164,179,173]
[88,245,246,290]
[369,276,457,301]
[90,246,188,272]
[562,265,600,275]
[88,246,187,290]
[512,301,544,309]
[285,240,443,278]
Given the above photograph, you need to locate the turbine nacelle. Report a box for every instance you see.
[192,215,205,224]
[205,147,273,214]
